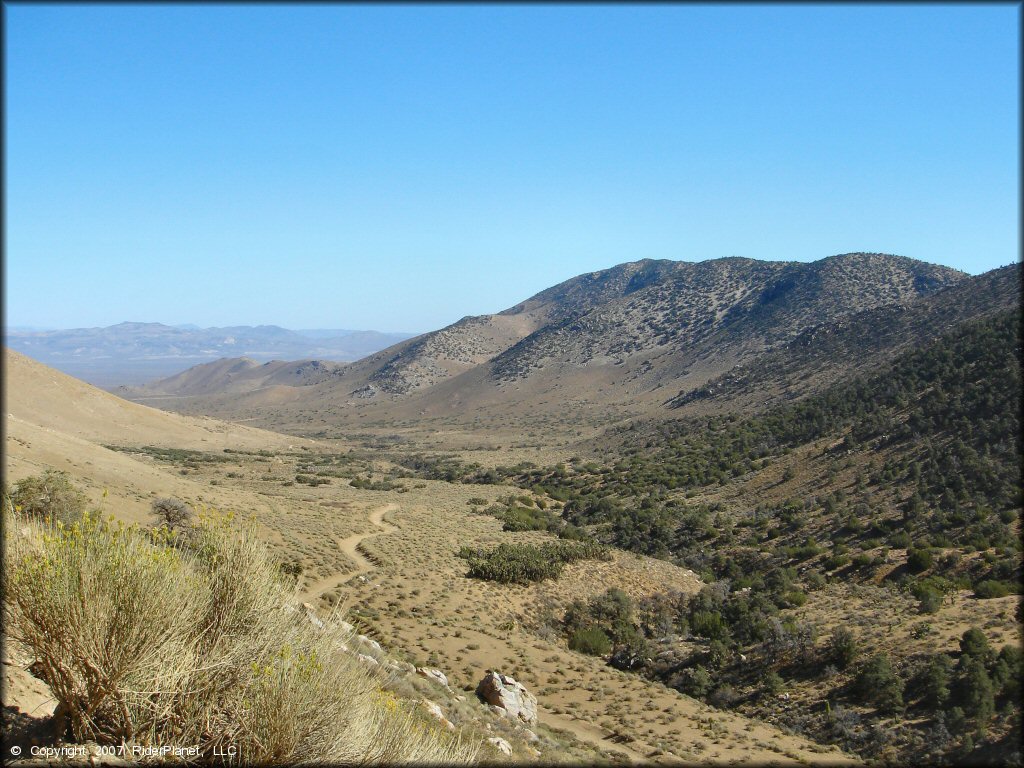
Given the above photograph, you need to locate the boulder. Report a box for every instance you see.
[357,635,383,654]
[420,699,456,731]
[300,602,324,630]
[357,653,379,667]
[476,670,538,725]
[416,666,450,689]
[487,737,513,757]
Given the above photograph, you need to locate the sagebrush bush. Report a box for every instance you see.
[3,499,478,764]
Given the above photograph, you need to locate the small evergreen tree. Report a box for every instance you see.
[959,627,992,663]
[918,653,953,708]
[855,654,904,714]
[957,657,995,735]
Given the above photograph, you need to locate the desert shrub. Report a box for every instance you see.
[973,580,1014,599]
[500,505,557,533]
[708,683,739,709]
[690,609,730,642]
[803,571,826,590]
[564,588,647,667]
[150,496,193,530]
[278,559,304,584]
[9,470,87,525]
[762,670,784,696]
[3,504,478,763]
[823,552,850,571]
[994,645,1022,700]
[568,627,611,656]
[676,665,713,698]
[457,541,610,584]
[828,627,859,670]
[913,584,943,614]
[907,547,934,573]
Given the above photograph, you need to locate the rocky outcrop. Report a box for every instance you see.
[416,666,450,690]
[487,736,513,756]
[419,699,455,731]
[476,670,538,725]
[356,635,383,654]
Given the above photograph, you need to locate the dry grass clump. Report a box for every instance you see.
[2,496,478,764]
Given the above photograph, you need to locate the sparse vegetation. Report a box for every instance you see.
[2,499,479,764]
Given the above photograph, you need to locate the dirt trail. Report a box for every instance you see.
[302,503,398,600]
[541,707,650,762]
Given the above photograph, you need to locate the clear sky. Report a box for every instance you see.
[5,3,1019,333]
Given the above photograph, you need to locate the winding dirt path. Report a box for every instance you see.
[302,503,398,600]
[541,707,650,762]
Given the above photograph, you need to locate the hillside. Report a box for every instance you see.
[3,352,859,764]
[120,253,967,437]
[399,305,1022,764]
[667,262,1022,412]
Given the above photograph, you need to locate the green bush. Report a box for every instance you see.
[690,610,730,642]
[457,541,610,584]
[828,627,859,670]
[913,653,952,708]
[958,627,993,664]
[913,584,943,614]
[973,580,1013,599]
[907,547,934,573]
[568,627,611,656]
[676,665,713,698]
[8,470,88,525]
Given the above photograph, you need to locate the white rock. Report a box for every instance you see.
[357,653,379,667]
[476,670,538,725]
[416,666,450,689]
[300,602,324,630]
[487,737,513,756]
[420,699,456,731]
[357,635,383,653]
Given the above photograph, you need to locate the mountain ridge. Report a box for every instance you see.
[116,252,987,434]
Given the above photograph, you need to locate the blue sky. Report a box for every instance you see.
[5,4,1019,332]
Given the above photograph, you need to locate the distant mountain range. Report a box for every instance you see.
[3,323,416,387]
[114,252,1020,436]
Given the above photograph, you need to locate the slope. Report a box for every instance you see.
[118,253,968,437]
